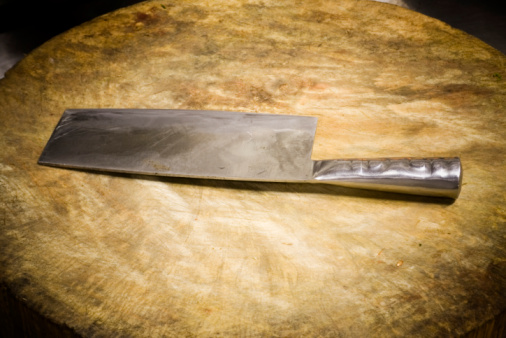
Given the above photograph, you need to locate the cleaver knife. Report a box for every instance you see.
[38,109,462,198]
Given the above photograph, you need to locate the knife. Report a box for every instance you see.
[38,109,462,198]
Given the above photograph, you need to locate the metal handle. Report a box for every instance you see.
[311,157,462,198]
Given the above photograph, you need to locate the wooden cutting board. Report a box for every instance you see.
[1,0,505,336]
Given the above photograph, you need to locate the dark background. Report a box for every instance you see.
[0,0,505,79]
[0,0,143,78]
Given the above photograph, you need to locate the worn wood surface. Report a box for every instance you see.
[1,0,505,336]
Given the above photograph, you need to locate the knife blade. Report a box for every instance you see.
[38,109,462,198]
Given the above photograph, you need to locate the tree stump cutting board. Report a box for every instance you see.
[1,0,505,336]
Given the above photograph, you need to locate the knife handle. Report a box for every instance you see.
[311,157,462,198]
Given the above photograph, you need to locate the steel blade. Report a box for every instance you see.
[38,109,318,182]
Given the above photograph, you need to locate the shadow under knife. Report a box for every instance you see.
[70,167,456,205]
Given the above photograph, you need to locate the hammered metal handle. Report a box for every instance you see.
[312,157,462,198]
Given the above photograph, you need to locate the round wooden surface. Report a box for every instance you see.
[1,0,505,336]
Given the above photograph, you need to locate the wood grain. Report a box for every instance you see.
[1,0,505,336]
